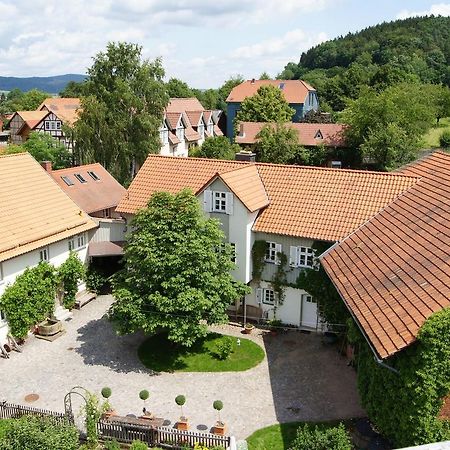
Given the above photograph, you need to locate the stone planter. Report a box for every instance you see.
[243,324,254,334]
[37,319,62,336]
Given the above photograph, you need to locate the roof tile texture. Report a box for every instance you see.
[117,155,418,242]
[38,97,81,125]
[235,122,347,147]
[321,152,450,358]
[0,153,97,262]
[226,80,314,103]
[51,163,126,214]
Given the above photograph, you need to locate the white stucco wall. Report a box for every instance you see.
[0,233,90,345]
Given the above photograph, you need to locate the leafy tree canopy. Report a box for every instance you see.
[59,80,87,98]
[190,136,240,160]
[235,85,295,131]
[73,41,168,184]
[5,132,71,169]
[0,88,50,114]
[109,189,250,346]
[165,78,195,98]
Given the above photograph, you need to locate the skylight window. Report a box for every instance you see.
[87,171,100,181]
[278,82,285,90]
[61,176,74,186]
[74,173,87,183]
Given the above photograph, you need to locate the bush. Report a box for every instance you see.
[86,265,108,294]
[440,130,450,148]
[101,387,112,399]
[130,440,148,449]
[58,251,85,310]
[139,390,149,401]
[212,337,233,360]
[288,423,352,450]
[103,439,121,450]
[0,415,79,450]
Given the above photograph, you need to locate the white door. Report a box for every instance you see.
[301,294,318,329]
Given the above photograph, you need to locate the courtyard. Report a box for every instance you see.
[0,295,364,439]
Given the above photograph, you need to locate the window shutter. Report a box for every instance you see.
[256,288,263,304]
[289,246,298,267]
[203,189,212,212]
[275,243,282,265]
[226,192,234,215]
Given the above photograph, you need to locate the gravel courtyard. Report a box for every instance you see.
[0,295,364,439]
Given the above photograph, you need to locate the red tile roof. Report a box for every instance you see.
[165,112,182,130]
[14,110,49,131]
[321,151,450,359]
[51,163,126,214]
[38,98,81,125]
[226,80,314,104]
[235,122,347,147]
[166,97,204,112]
[117,156,418,242]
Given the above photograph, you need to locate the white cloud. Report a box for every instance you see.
[396,3,450,19]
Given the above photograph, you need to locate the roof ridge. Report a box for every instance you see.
[0,152,29,159]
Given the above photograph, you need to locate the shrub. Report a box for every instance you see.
[130,440,148,449]
[213,337,233,360]
[440,130,450,148]
[139,390,149,401]
[0,415,78,450]
[103,439,121,450]
[86,265,108,294]
[58,251,85,310]
[101,387,112,399]
[288,423,352,450]
[0,262,57,338]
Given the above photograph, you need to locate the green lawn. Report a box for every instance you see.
[138,332,265,372]
[246,420,356,450]
[423,117,450,147]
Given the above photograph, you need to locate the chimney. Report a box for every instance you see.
[41,161,52,173]
[235,151,256,163]
[251,78,255,84]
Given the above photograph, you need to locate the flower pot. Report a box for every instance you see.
[37,319,62,336]
[243,324,254,334]
[177,417,189,430]
[214,421,226,435]
[102,410,117,420]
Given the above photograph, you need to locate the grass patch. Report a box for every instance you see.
[138,332,265,372]
[246,420,356,450]
[423,117,450,147]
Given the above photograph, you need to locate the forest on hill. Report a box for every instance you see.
[279,16,450,111]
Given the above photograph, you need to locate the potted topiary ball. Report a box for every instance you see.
[244,323,254,334]
[139,390,152,419]
[175,395,188,430]
[213,400,226,435]
[101,387,116,419]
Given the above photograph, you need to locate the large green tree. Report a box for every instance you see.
[0,88,50,114]
[73,42,168,184]
[5,132,71,169]
[341,83,435,170]
[165,78,195,98]
[235,85,295,130]
[109,189,249,346]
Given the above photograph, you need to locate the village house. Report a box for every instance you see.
[320,151,450,360]
[0,153,97,348]
[226,79,319,139]
[8,98,80,149]
[159,98,223,157]
[235,122,349,168]
[116,155,418,330]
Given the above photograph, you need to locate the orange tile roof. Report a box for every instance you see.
[0,153,97,263]
[117,155,418,241]
[166,97,204,112]
[50,163,126,214]
[213,125,224,137]
[38,97,81,125]
[168,132,180,145]
[321,151,450,359]
[15,110,49,130]
[200,165,270,213]
[166,112,182,130]
[185,110,203,127]
[226,80,314,104]
[203,110,212,123]
[185,126,201,142]
[235,122,347,147]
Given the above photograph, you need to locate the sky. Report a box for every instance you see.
[0,0,449,89]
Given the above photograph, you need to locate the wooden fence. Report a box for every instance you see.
[97,419,231,449]
[0,401,69,425]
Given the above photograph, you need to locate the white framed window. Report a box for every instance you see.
[331,160,342,169]
[159,127,169,144]
[204,190,233,215]
[303,294,317,304]
[176,126,184,141]
[56,121,61,130]
[39,247,49,262]
[69,233,86,251]
[256,288,276,305]
[207,123,214,135]
[290,246,316,269]
[213,191,227,212]
[265,242,282,264]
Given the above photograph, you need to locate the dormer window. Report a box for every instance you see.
[314,130,323,140]
[160,123,169,144]
[176,126,185,141]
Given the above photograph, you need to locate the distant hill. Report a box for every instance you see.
[0,74,86,94]
[279,16,450,110]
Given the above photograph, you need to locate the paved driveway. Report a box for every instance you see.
[0,296,364,439]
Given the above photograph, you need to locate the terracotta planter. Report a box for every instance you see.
[102,410,117,420]
[214,422,226,435]
[177,417,189,430]
[243,324,254,334]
